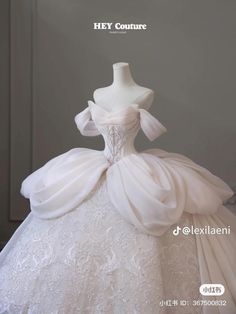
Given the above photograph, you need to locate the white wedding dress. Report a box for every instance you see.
[0,100,236,314]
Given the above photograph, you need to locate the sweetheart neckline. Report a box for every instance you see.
[88,100,140,115]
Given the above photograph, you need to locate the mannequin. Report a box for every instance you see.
[93,62,154,111]
[1,61,235,314]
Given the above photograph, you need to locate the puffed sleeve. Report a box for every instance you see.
[74,107,100,136]
[139,108,167,141]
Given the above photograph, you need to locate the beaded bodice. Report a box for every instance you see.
[97,122,139,164]
[75,101,167,164]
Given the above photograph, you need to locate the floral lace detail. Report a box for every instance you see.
[97,120,139,164]
[0,175,202,314]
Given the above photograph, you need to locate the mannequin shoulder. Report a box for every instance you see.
[135,87,155,110]
[93,87,111,103]
[138,87,154,100]
[93,85,155,110]
[93,86,154,100]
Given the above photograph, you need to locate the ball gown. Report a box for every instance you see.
[0,98,235,314]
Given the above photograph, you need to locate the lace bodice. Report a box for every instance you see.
[98,122,139,164]
[75,101,167,164]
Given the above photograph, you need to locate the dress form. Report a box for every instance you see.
[1,59,236,314]
[93,62,154,111]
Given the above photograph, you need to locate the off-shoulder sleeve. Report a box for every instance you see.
[139,108,167,141]
[74,107,100,136]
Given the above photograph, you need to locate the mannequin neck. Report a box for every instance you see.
[111,62,136,88]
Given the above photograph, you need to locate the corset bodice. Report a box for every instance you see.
[21,99,233,236]
[75,101,167,163]
[96,122,140,164]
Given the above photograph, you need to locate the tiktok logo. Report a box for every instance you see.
[172,226,181,236]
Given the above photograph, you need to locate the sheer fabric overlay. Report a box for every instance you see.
[0,175,202,314]
[0,98,235,313]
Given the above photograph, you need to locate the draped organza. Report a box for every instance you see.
[0,99,235,313]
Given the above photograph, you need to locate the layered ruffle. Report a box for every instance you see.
[21,148,109,219]
[21,148,233,236]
